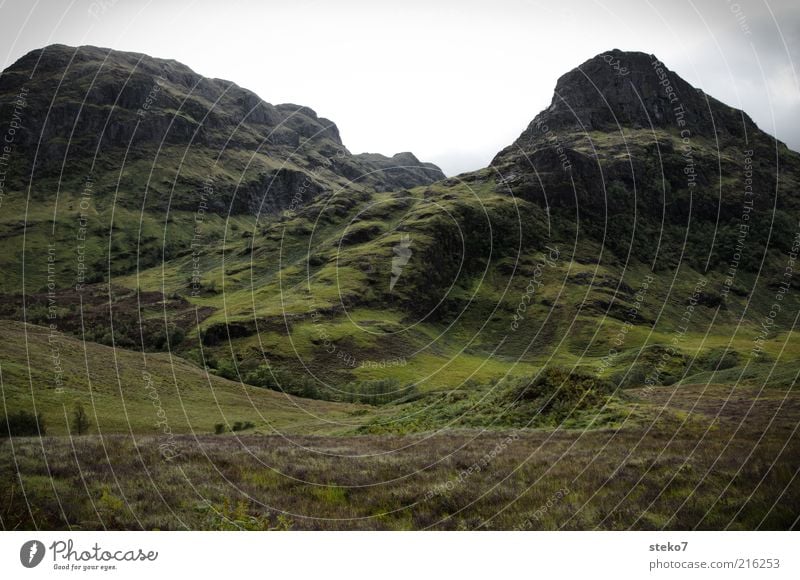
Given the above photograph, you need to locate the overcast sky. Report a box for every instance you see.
[1,0,798,175]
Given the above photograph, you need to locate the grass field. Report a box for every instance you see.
[2,311,798,530]
[0,320,365,436]
[2,381,798,530]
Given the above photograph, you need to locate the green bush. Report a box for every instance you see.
[243,366,415,405]
[503,367,616,424]
[244,366,320,399]
[215,361,238,381]
[700,348,740,372]
[1,410,46,437]
[341,378,416,405]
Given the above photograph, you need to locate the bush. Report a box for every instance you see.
[341,378,416,405]
[215,361,238,381]
[1,410,46,437]
[503,367,616,424]
[244,366,319,399]
[71,402,91,435]
[170,327,185,347]
[243,366,418,405]
[701,348,740,372]
[214,423,226,435]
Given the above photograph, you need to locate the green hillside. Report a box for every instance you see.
[0,320,364,436]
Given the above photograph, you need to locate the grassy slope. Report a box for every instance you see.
[0,320,367,436]
[3,159,799,407]
[3,384,798,530]
[110,171,800,397]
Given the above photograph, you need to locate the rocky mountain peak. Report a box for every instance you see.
[502,49,758,157]
[0,44,444,213]
[488,49,800,270]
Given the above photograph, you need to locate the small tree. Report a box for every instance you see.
[72,402,90,435]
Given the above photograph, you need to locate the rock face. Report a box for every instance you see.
[0,44,444,213]
[495,49,758,161]
[353,151,444,190]
[491,49,800,270]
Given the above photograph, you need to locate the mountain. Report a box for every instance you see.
[499,49,755,137]
[0,44,444,215]
[492,49,800,270]
[0,44,444,293]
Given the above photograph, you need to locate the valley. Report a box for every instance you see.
[0,44,798,530]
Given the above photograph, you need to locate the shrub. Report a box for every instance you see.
[503,367,616,424]
[215,361,238,381]
[341,378,416,405]
[701,348,740,372]
[214,423,226,435]
[244,366,319,399]
[231,421,256,432]
[0,410,46,437]
[170,327,185,347]
[195,498,292,531]
[244,366,415,405]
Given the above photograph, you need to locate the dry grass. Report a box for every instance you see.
[2,383,798,530]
